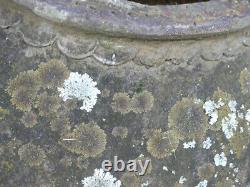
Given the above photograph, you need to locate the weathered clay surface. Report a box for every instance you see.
[0,0,250,187]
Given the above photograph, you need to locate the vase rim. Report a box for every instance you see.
[11,0,250,40]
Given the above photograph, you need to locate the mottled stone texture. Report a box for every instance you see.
[0,0,250,187]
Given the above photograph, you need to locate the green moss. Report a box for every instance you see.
[37,59,70,89]
[168,97,208,141]
[111,92,132,114]
[147,129,179,159]
[18,143,46,167]
[131,90,154,113]
[60,122,107,158]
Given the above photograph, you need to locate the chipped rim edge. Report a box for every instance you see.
[10,0,250,40]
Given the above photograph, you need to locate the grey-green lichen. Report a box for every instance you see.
[7,59,69,112]
[239,68,250,95]
[18,143,46,167]
[131,90,154,113]
[60,122,107,158]
[111,92,132,114]
[112,126,128,139]
[36,92,61,117]
[111,90,154,114]
[0,107,9,121]
[21,111,38,128]
[7,70,40,95]
[210,88,233,131]
[76,156,89,170]
[197,163,215,180]
[215,178,234,187]
[10,87,35,111]
[120,172,140,187]
[50,116,71,133]
[7,70,40,111]
[228,120,250,158]
[168,97,208,141]
[37,59,70,89]
[147,129,179,159]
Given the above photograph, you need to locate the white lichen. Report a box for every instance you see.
[237,112,244,119]
[214,152,227,167]
[203,99,224,125]
[58,72,100,112]
[245,109,250,122]
[228,100,237,113]
[195,180,208,187]
[202,137,212,149]
[234,167,239,173]
[183,140,196,149]
[229,163,234,168]
[194,98,202,104]
[162,166,168,171]
[179,176,187,184]
[81,168,121,187]
[230,149,234,155]
[141,181,149,187]
[221,113,238,139]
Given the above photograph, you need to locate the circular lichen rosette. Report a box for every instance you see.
[10,87,35,111]
[21,111,38,128]
[112,126,128,139]
[18,143,46,167]
[7,70,40,95]
[147,129,179,159]
[37,59,70,89]
[60,123,107,158]
[111,92,132,114]
[7,70,40,111]
[36,92,61,117]
[131,90,154,114]
[168,97,208,141]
